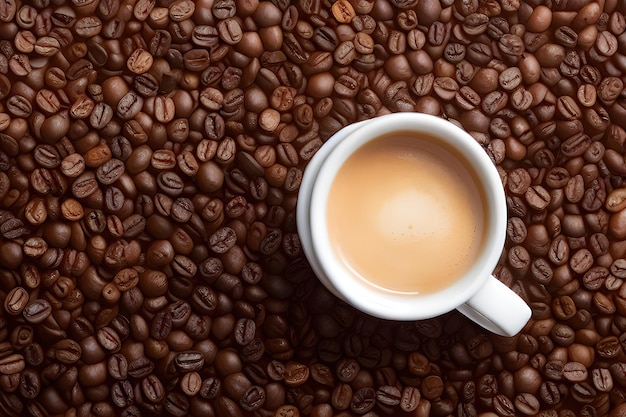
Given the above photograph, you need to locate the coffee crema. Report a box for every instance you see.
[326,131,487,294]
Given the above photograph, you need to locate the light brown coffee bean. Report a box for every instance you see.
[127,49,153,74]
[332,0,356,23]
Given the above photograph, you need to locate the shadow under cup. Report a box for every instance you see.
[305,114,508,321]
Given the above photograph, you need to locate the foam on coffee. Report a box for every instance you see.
[327,131,488,294]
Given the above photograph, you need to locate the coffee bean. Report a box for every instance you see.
[9,54,32,77]
[331,0,355,23]
[563,361,588,382]
[176,372,200,397]
[284,362,309,387]
[22,299,51,324]
[0,1,622,415]
[349,387,375,414]
[111,380,134,408]
[592,368,613,392]
[141,374,165,403]
[126,49,153,74]
[234,318,256,346]
[52,339,81,364]
[4,287,28,315]
[128,356,154,378]
[0,354,25,375]
[387,385,416,412]
[89,102,113,130]
[512,392,539,415]
[107,353,128,380]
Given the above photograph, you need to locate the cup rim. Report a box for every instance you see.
[308,113,507,320]
[297,121,369,299]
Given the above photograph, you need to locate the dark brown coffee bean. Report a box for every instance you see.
[22,299,51,324]
[6,94,32,118]
[394,385,419,412]
[0,354,25,375]
[236,385,263,412]
[111,380,134,408]
[234,318,256,346]
[491,394,515,416]
[196,377,220,402]
[94,158,124,185]
[373,385,399,406]
[127,356,154,379]
[52,339,81,364]
[284,362,309,387]
[33,89,61,115]
[107,353,128,380]
[183,49,211,71]
[591,368,613,392]
[150,311,172,340]
[208,226,236,254]
[130,74,157,98]
[141,374,165,403]
[551,323,575,346]
[570,381,597,403]
[96,327,120,352]
[217,17,242,45]
[4,287,28,316]
[17,368,39,400]
[511,392,539,415]
[351,387,376,414]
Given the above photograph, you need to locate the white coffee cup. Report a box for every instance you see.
[297,113,531,337]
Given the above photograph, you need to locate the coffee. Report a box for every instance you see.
[326,131,487,293]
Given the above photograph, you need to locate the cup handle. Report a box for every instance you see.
[456,276,531,337]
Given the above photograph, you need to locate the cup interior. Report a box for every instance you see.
[308,113,507,320]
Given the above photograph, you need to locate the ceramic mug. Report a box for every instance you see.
[297,113,531,337]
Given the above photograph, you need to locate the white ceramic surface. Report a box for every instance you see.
[297,113,531,337]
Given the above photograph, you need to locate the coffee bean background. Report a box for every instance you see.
[0,0,625,416]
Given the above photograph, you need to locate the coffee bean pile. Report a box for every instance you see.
[0,0,625,416]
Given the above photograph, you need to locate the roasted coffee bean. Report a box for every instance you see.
[179,371,201,397]
[22,299,51,324]
[111,380,134,408]
[96,327,120,352]
[51,339,81,364]
[514,392,540,415]
[107,353,128,380]
[133,74,158,97]
[563,361,588,382]
[239,385,265,412]
[174,351,205,372]
[127,49,153,74]
[313,27,338,51]
[351,387,376,414]
[0,1,622,415]
[592,368,613,392]
[0,354,25,375]
[234,318,256,346]
[128,356,154,378]
[209,227,237,254]
[397,385,420,412]
[4,287,28,315]
[141,374,165,403]
[116,91,142,120]
[282,361,308,387]
[491,394,515,416]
